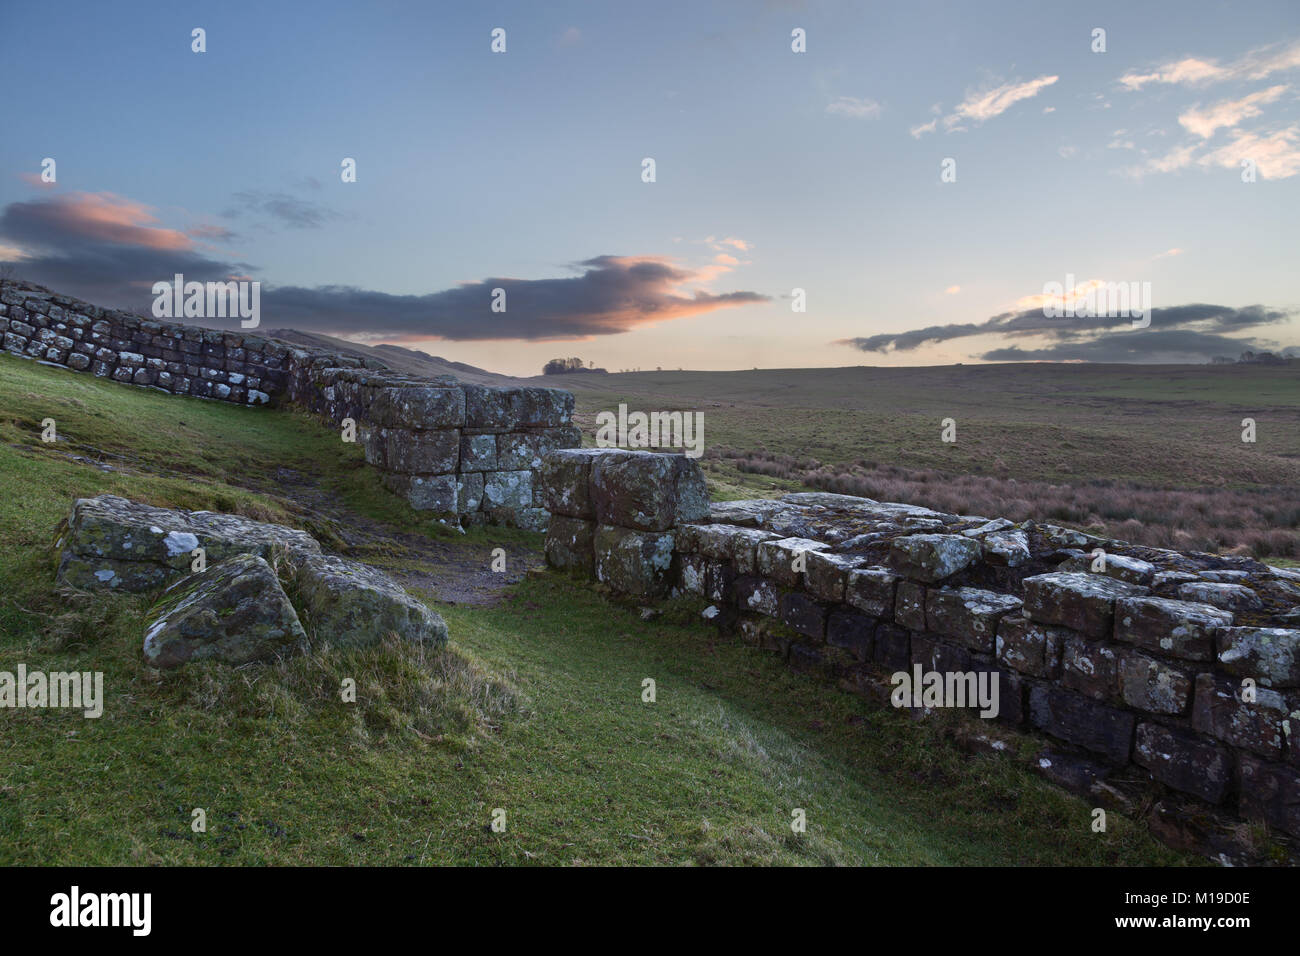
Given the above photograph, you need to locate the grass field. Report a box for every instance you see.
[0,353,1194,865]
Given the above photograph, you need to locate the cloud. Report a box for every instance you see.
[826,96,881,119]
[0,193,767,341]
[946,75,1058,127]
[1132,124,1300,179]
[978,329,1286,363]
[1153,247,1183,259]
[913,75,1058,136]
[945,285,961,295]
[1119,40,1300,90]
[18,172,56,190]
[224,191,342,229]
[835,302,1296,362]
[1178,85,1289,138]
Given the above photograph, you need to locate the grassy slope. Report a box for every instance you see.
[0,354,1190,865]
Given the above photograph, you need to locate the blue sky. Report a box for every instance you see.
[2,0,1298,375]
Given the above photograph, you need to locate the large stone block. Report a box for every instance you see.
[1217,627,1300,688]
[826,608,875,661]
[459,433,498,472]
[369,385,465,429]
[925,586,1023,653]
[142,554,308,669]
[483,470,534,512]
[1117,651,1192,714]
[1239,756,1300,837]
[464,384,574,429]
[730,574,780,617]
[383,473,457,514]
[1191,673,1287,758]
[1028,685,1136,763]
[55,494,320,592]
[1022,572,1149,637]
[545,516,596,575]
[995,615,1066,678]
[756,537,830,587]
[456,472,484,513]
[693,524,780,574]
[377,427,459,475]
[845,567,899,618]
[895,580,927,631]
[886,534,981,583]
[804,551,867,603]
[293,553,448,648]
[1134,722,1231,804]
[873,624,911,671]
[593,525,675,599]
[1058,553,1155,585]
[590,450,710,532]
[778,590,828,640]
[537,448,605,519]
[1113,597,1231,661]
[1061,636,1120,701]
[497,426,582,471]
[1177,581,1264,613]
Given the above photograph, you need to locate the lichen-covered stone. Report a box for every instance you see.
[590,450,709,532]
[1022,571,1149,637]
[372,427,459,474]
[142,553,308,669]
[1239,756,1300,837]
[981,530,1031,567]
[593,525,675,599]
[756,537,829,587]
[730,574,780,617]
[694,524,780,574]
[925,587,1023,653]
[778,591,827,640]
[294,553,448,648]
[1113,597,1231,661]
[1061,636,1120,701]
[456,472,484,513]
[1216,627,1300,688]
[497,426,582,471]
[1191,673,1287,758]
[996,616,1066,678]
[383,473,457,514]
[804,551,867,603]
[1117,651,1192,714]
[545,516,596,575]
[55,494,320,592]
[537,448,605,519]
[895,580,927,630]
[1059,553,1156,585]
[1177,581,1264,613]
[368,384,465,428]
[845,567,899,618]
[886,534,981,583]
[1134,722,1231,804]
[459,434,498,472]
[483,470,534,512]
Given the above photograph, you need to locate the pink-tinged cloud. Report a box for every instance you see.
[7,192,195,252]
[19,172,56,190]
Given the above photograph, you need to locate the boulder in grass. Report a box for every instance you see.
[291,553,448,649]
[590,451,710,532]
[55,494,320,592]
[142,553,308,669]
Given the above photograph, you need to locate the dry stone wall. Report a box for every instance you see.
[540,448,1300,856]
[0,279,578,529]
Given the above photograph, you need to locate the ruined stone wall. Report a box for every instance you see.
[0,279,578,529]
[540,448,1300,853]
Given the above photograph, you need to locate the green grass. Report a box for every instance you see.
[0,354,1194,865]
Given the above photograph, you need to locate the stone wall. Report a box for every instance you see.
[0,279,578,529]
[540,448,1300,855]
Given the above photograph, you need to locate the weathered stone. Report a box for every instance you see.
[980,530,1031,567]
[459,434,498,472]
[593,525,675,599]
[376,427,459,474]
[590,450,709,531]
[1134,722,1231,804]
[1238,756,1300,837]
[1061,636,1120,701]
[497,425,582,470]
[1028,686,1135,762]
[294,553,448,647]
[845,567,899,618]
[925,587,1023,653]
[694,524,780,574]
[756,537,830,587]
[142,553,307,669]
[1113,597,1230,661]
[1177,581,1264,613]
[1191,673,1287,758]
[895,580,927,631]
[800,551,863,603]
[873,623,911,671]
[483,470,534,512]
[456,472,484,513]
[826,608,875,661]
[55,494,320,592]
[368,385,465,428]
[1118,651,1192,714]
[545,516,595,574]
[1217,627,1300,688]
[779,591,827,640]
[886,534,981,583]
[996,615,1066,678]
[383,473,457,514]
[1022,572,1149,637]
[910,634,972,677]
[730,574,780,616]
[537,448,605,519]
[677,553,709,595]
[1059,553,1156,585]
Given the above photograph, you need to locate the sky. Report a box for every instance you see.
[2,0,1298,376]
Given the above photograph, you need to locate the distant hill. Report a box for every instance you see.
[266,329,519,385]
